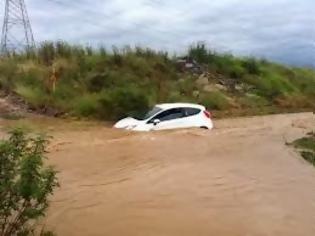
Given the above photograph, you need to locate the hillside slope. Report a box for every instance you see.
[0,42,314,120]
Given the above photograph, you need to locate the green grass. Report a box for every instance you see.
[71,94,100,117]
[15,84,50,108]
[292,133,315,166]
[199,91,231,110]
[0,113,23,120]
[0,41,314,120]
[293,133,315,152]
[300,151,315,167]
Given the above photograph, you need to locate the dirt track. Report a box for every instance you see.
[2,112,315,236]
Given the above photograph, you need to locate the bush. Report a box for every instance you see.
[292,133,315,166]
[293,134,315,152]
[17,66,48,89]
[177,77,198,96]
[212,54,235,75]
[37,42,56,65]
[0,129,58,236]
[242,58,261,75]
[244,73,297,99]
[240,93,269,108]
[301,151,315,166]
[274,94,314,109]
[166,90,196,103]
[0,60,18,92]
[15,85,50,109]
[72,94,99,117]
[86,72,115,92]
[228,63,246,79]
[98,87,150,120]
[188,42,209,64]
[200,91,230,110]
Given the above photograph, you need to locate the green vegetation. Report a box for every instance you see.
[0,41,315,120]
[0,129,58,236]
[292,132,315,166]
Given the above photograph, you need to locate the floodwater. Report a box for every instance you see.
[2,113,315,236]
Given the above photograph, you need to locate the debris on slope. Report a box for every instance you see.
[0,93,26,119]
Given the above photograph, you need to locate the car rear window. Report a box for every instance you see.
[184,108,201,117]
[151,108,184,122]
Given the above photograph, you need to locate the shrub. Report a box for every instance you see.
[294,137,315,152]
[0,129,58,236]
[86,73,114,92]
[15,85,50,109]
[0,60,18,92]
[242,58,261,75]
[37,42,56,65]
[188,42,209,64]
[228,63,245,79]
[244,73,297,99]
[98,87,150,120]
[72,94,99,117]
[199,91,230,110]
[177,77,198,96]
[240,93,269,108]
[209,54,235,76]
[291,133,315,166]
[125,56,152,77]
[17,67,47,89]
[274,94,313,109]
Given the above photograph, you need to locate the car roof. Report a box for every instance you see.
[156,103,205,110]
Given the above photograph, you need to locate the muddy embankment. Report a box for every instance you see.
[1,112,315,236]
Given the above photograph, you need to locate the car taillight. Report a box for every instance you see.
[203,110,212,119]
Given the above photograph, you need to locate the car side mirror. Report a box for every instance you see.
[153,119,160,126]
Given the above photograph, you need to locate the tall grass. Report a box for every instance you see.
[0,41,314,120]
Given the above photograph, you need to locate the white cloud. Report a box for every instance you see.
[0,0,314,66]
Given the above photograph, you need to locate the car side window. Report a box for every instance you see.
[149,108,184,122]
[184,108,201,117]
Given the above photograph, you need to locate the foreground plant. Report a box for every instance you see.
[0,129,58,236]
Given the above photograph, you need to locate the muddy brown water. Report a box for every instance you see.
[1,113,315,236]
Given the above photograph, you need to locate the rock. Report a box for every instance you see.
[196,75,209,86]
[215,83,227,91]
[246,93,258,98]
[178,78,185,83]
[42,107,63,117]
[192,90,200,98]
[235,84,243,91]
[207,73,217,80]
[225,96,240,109]
[203,85,218,92]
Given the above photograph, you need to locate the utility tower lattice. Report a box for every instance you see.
[1,0,35,54]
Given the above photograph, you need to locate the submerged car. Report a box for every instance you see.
[114,103,214,131]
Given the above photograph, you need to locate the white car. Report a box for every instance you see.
[114,103,214,131]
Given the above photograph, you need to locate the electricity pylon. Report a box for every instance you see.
[1,0,35,54]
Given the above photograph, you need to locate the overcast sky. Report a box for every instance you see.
[1,0,314,67]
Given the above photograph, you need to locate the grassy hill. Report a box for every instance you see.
[0,42,314,120]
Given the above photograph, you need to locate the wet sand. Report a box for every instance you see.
[2,113,315,235]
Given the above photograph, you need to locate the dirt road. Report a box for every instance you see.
[2,112,315,235]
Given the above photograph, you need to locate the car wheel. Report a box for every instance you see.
[200,126,209,130]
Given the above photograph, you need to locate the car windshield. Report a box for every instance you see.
[139,106,162,120]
